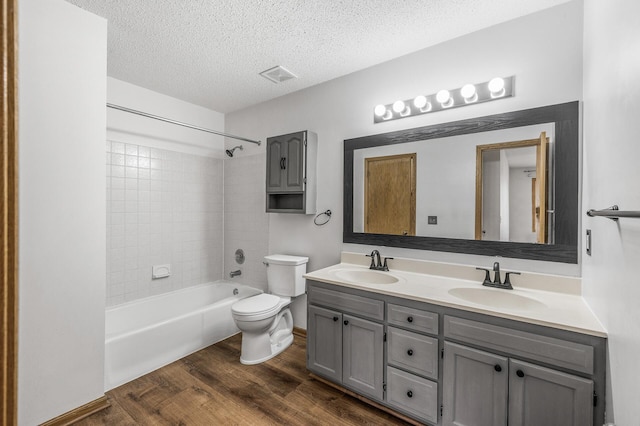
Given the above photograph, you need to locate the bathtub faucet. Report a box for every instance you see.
[230,270,241,278]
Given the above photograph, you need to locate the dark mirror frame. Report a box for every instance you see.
[344,101,579,263]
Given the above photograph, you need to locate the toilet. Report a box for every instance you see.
[231,254,308,365]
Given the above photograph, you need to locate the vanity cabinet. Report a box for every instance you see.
[307,305,342,382]
[307,287,384,400]
[306,280,606,426]
[442,316,594,426]
[265,130,317,213]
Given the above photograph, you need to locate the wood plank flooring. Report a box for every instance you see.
[77,334,410,425]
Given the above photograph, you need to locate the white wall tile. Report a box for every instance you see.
[106,142,224,306]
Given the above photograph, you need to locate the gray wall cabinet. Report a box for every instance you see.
[306,280,607,426]
[265,130,317,213]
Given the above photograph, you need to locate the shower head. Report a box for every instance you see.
[225,145,243,157]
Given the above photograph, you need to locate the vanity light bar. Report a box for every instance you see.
[373,76,515,123]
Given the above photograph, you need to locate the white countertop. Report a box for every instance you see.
[304,258,607,338]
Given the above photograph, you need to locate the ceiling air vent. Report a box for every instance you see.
[259,65,297,84]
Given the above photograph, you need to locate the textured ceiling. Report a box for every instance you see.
[65,0,570,113]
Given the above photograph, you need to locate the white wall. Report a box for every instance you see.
[107,77,225,158]
[224,154,270,291]
[18,0,107,424]
[582,0,640,423]
[226,1,584,327]
[509,167,537,243]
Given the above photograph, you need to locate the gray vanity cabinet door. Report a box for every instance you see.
[307,305,342,383]
[442,342,508,426]
[508,359,593,426]
[342,314,384,401]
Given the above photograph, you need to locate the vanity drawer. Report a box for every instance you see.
[387,327,438,379]
[387,303,438,335]
[308,285,384,321]
[386,366,438,424]
[444,316,594,374]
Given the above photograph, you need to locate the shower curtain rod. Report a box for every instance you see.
[106,103,261,145]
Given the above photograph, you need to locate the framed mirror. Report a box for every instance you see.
[344,102,579,263]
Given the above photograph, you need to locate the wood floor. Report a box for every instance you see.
[77,334,410,425]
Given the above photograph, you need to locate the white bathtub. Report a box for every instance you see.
[105,281,261,390]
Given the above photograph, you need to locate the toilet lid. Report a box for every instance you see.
[232,293,281,316]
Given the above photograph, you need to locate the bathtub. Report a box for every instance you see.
[105,281,261,390]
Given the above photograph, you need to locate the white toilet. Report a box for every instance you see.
[231,254,308,365]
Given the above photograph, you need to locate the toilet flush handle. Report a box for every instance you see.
[263,261,269,267]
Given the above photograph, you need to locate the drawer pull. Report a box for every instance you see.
[516,369,525,378]
[344,320,349,326]
[407,349,414,356]
[333,316,339,322]
[407,316,414,323]
[494,364,502,372]
[407,390,413,398]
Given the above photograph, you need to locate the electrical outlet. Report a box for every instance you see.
[428,216,437,225]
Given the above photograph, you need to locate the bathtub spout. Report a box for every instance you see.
[230,270,241,278]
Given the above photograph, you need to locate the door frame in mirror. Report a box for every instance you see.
[343,101,579,263]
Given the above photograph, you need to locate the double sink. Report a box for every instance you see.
[329,267,547,311]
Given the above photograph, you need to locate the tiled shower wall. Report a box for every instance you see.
[224,153,270,292]
[106,141,223,306]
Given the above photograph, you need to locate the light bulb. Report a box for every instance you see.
[488,77,505,96]
[413,95,428,109]
[392,100,406,113]
[436,89,453,108]
[374,104,387,117]
[436,90,450,104]
[461,84,477,102]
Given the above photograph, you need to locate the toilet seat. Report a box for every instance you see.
[232,294,290,321]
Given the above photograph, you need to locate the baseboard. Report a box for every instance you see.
[292,326,307,338]
[40,396,110,426]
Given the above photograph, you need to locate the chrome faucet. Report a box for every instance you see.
[366,250,393,271]
[476,262,520,290]
[229,270,241,278]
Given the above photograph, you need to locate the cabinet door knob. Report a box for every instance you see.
[333,316,339,322]
[407,390,413,398]
[407,316,414,323]
[516,369,525,378]
[344,320,349,326]
[407,349,414,356]
[494,364,502,372]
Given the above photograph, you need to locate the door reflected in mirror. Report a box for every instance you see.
[475,132,550,244]
[365,153,416,236]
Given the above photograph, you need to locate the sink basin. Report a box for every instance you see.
[448,287,547,311]
[332,269,401,285]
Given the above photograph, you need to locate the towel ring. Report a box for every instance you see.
[314,210,332,226]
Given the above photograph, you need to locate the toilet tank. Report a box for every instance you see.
[265,254,309,297]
